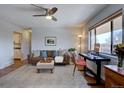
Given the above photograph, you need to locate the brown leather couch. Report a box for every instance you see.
[27,54,42,65]
[27,50,70,65]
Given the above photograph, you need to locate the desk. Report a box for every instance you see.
[104,65,124,87]
[79,53,110,85]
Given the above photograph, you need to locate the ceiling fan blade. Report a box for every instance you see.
[49,7,58,15]
[33,14,46,17]
[52,16,57,21]
[31,4,47,11]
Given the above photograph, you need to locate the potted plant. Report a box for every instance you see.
[68,48,76,57]
[68,48,76,52]
[114,44,124,69]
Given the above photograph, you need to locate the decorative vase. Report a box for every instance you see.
[118,56,124,69]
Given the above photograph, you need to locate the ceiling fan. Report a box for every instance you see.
[31,4,58,21]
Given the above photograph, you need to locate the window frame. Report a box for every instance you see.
[112,16,123,54]
[88,9,123,55]
[90,29,96,50]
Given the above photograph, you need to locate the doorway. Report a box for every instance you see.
[13,32,22,64]
[13,29,32,64]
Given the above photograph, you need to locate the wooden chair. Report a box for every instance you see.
[72,53,86,76]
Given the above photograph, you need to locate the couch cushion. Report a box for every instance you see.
[55,56,64,63]
[53,50,59,57]
[47,50,54,57]
[58,50,63,56]
[76,59,86,66]
[33,50,40,57]
[42,50,47,58]
[40,50,42,57]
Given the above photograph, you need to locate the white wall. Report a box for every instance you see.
[0,19,21,69]
[32,27,87,52]
[81,27,88,53]
[84,4,124,79]
[21,29,31,59]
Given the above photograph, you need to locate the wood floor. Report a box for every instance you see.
[82,74,105,88]
[0,59,26,78]
[0,60,105,88]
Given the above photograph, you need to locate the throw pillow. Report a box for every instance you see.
[40,50,43,57]
[42,50,47,58]
[54,50,59,57]
[33,50,40,57]
[47,50,53,57]
[59,50,64,56]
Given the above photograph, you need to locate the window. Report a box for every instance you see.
[112,16,122,53]
[90,29,95,50]
[96,22,111,54]
[88,14,123,55]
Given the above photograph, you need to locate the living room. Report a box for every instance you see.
[0,2,124,90]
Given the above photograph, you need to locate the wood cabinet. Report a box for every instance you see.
[104,65,124,88]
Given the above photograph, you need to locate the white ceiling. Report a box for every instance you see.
[0,4,107,28]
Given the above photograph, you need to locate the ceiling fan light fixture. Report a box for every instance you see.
[46,15,52,20]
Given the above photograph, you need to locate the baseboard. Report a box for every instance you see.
[0,62,14,69]
[22,59,28,62]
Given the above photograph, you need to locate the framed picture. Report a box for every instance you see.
[45,37,56,46]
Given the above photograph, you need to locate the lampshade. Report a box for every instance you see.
[78,35,83,37]
[78,45,81,47]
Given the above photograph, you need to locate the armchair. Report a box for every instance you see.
[54,56,64,64]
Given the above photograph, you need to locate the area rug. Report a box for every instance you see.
[0,64,90,88]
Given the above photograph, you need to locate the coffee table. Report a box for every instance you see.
[36,59,54,73]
